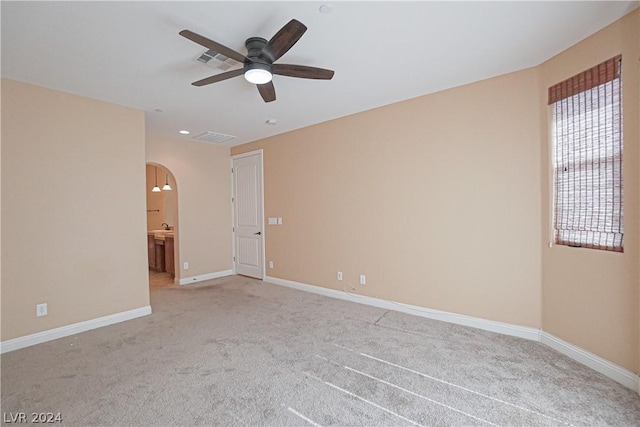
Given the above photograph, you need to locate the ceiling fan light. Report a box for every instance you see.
[244,68,272,85]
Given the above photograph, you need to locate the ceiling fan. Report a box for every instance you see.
[179,19,335,103]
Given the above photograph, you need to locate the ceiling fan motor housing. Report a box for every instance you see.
[245,37,270,63]
[244,37,272,78]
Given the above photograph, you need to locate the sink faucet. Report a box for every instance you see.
[161,223,170,230]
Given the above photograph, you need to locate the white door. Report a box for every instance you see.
[232,152,264,279]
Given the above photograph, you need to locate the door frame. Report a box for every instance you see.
[230,149,265,279]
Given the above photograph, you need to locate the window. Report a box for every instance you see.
[549,55,623,252]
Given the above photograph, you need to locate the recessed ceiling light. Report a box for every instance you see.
[319,4,332,14]
[265,119,278,126]
[179,130,190,135]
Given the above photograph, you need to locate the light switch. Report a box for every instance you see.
[277,217,283,225]
[268,217,277,225]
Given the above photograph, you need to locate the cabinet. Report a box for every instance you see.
[148,231,174,274]
[165,235,175,277]
[148,232,165,272]
[154,239,165,272]
[147,234,157,270]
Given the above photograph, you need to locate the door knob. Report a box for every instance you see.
[254,231,262,235]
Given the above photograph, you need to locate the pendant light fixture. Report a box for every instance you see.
[162,173,172,191]
[152,166,161,193]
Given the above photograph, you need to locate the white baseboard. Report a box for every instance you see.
[179,269,233,285]
[264,275,639,392]
[264,276,541,340]
[541,331,639,391]
[0,306,152,354]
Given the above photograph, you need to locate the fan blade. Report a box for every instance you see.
[262,19,307,62]
[179,30,248,63]
[272,64,334,80]
[192,69,244,86]
[257,81,276,103]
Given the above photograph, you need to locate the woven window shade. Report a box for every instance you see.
[550,56,623,252]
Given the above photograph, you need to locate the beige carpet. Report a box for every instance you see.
[2,275,639,426]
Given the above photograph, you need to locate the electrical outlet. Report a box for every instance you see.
[183,262,189,270]
[359,275,366,285]
[269,261,274,269]
[337,271,343,281]
[36,303,48,317]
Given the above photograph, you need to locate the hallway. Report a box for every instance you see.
[148,270,175,289]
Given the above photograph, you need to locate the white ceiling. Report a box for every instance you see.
[2,1,638,147]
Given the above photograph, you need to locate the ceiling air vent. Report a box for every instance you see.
[194,49,242,71]
[192,131,236,144]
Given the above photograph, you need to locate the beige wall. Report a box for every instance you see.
[1,79,149,341]
[540,10,640,372]
[233,67,543,328]
[146,137,231,280]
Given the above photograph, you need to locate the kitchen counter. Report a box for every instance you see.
[148,230,174,240]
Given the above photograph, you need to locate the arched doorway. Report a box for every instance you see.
[145,163,179,289]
